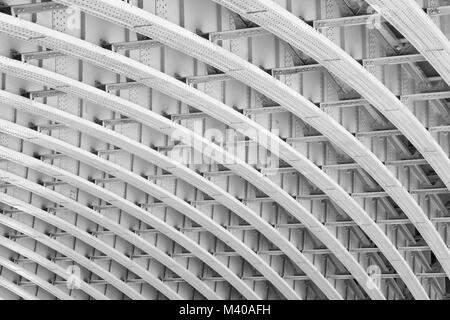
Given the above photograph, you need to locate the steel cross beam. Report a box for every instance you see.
[0,13,384,280]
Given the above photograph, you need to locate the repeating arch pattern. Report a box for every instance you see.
[0,11,424,299]
[0,0,448,299]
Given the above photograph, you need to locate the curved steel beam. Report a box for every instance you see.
[0,274,38,300]
[0,15,418,297]
[0,87,378,299]
[0,139,258,300]
[0,254,72,300]
[0,171,220,300]
[0,60,427,300]
[0,235,109,300]
[365,0,450,89]
[0,212,146,300]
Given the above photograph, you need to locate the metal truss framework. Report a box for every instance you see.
[0,13,425,298]
[6,120,440,294]
[0,152,237,300]
[0,15,425,298]
[41,1,448,298]
[364,0,450,98]
[0,0,449,300]
[0,253,72,300]
[201,0,450,282]
[0,13,398,298]
[0,211,145,300]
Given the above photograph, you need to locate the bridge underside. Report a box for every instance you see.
[0,0,449,300]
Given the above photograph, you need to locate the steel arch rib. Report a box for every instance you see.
[0,140,256,300]
[0,171,220,300]
[365,0,450,94]
[0,15,416,298]
[0,60,427,300]
[0,254,72,300]
[0,82,379,299]
[0,274,38,300]
[0,235,109,300]
[0,213,145,299]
